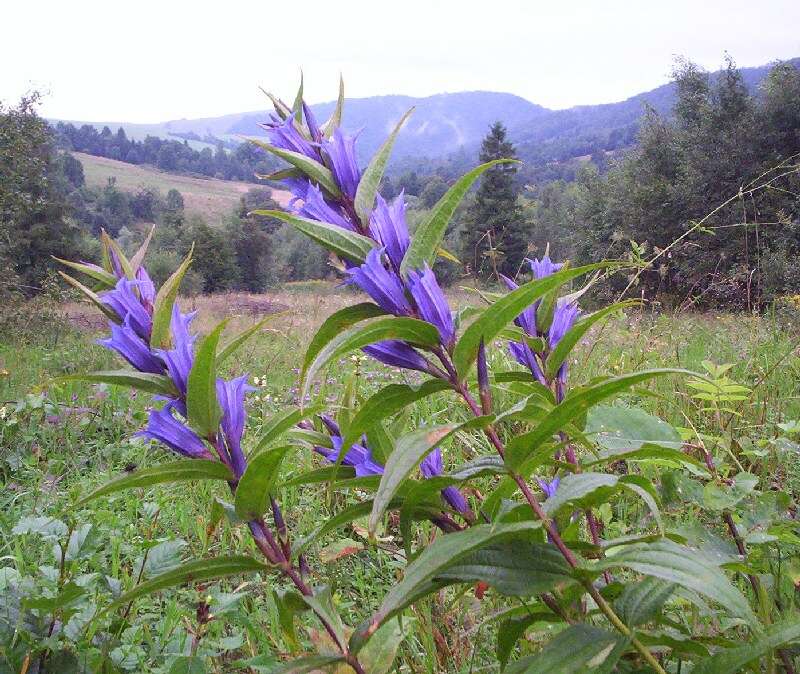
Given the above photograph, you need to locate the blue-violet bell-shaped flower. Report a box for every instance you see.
[420,447,471,515]
[537,476,560,499]
[157,304,197,400]
[529,255,563,280]
[362,340,432,373]
[138,404,213,460]
[346,248,411,316]
[216,375,254,478]
[101,277,153,341]
[97,319,164,375]
[297,183,354,231]
[323,128,361,199]
[407,265,455,349]
[368,193,410,272]
[263,113,318,160]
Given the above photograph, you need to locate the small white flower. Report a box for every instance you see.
[0,406,6,419]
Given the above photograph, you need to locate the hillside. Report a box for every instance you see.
[76,152,291,221]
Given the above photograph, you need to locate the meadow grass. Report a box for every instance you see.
[1,286,799,672]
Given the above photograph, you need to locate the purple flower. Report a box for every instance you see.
[529,255,563,280]
[323,128,361,199]
[500,274,536,336]
[420,447,471,515]
[136,267,156,312]
[407,265,455,348]
[362,340,432,373]
[263,113,318,160]
[537,476,560,499]
[108,246,125,279]
[101,277,153,341]
[157,304,197,398]
[97,319,164,374]
[138,404,213,460]
[302,101,323,143]
[346,248,411,315]
[296,183,355,230]
[216,375,254,478]
[368,193,409,272]
[315,415,384,477]
[508,340,546,385]
[548,300,579,349]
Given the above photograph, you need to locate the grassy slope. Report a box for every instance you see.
[75,152,291,223]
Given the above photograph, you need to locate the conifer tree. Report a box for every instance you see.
[461,122,525,278]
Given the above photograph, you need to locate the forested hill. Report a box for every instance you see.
[56,57,798,170]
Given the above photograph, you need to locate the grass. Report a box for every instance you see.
[75,152,291,223]
[2,286,800,672]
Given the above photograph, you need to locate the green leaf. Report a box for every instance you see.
[217,316,278,364]
[354,521,541,645]
[435,541,574,596]
[368,418,492,533]
[692,616,800,674]
[101,229,135,279]
[614,577,675,627]
[251,655,344,674]
[130,224,156,272]
[76,460,233,507]
[252,210,375,264]
[249,140,342,198]
[354,108,414,226]
[585,405,682,451]
[12,516,68,538]
[254,406,324,454]
[299,586,346,647]
[584,442,704,470]
[359,616,414,674]
[401,160,517,275]
[58,271,120,323]
[53,257,117,288]
[106,556,269,612]
[542,473,620,515]
[292,72,304,122]
[506,369,692,470]
[703,472,759,511]
[340,380,451,454]
[168,656,206,674]
[596,539,757,625]
[143,540,187,578]
[505,625,626,674]
[497,614,543,669]
[61,370,178,396]
[303,302,385,384]
[151,249,193,350]
[545,301,637,380]
[452,264,609,379]
[234,446,291,520]
[303,317,441,400]
[186,320,227,438]
[321,75,345,138]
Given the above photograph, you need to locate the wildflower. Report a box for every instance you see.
[296,183,355,231]
[262,113,318,160]
[346,248,411,316]
[536,476,560,499]
[499,274,536,335]
[420,447,472,516]
[97,319,164,375]
[407,265,455,349]
[0,406,6,419]
[136,266,156,312]
[368,193,409,272]
[138,404,214,460]
[315,415,383,477]
[323,128,361,199]
[529,255,563,280]
[101,277,152,341]
[362,341,433,373]
[548,300,579,349]
[216,375,254,478]
[157,305,197,400]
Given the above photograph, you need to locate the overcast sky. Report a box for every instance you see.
[4,0,799,123]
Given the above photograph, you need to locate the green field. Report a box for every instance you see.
[75,152,291,223]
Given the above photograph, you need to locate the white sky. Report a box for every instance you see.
[4,0,799,123]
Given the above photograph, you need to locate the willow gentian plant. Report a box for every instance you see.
[58,79,800,673]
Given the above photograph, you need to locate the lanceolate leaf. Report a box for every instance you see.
[217,315,279,364]
[545,301,637,380]
[234,446,291,519]
[101,230,135,279]
[368,417,493,534]
[303,302,385,383]
[61,370,178,397]
[452,264,609,379]
[302,317,441,400]
[505,369,692,470]
[257,655,344,674]
[151,248,193,350]
[354,521,541,646]
[249,140,341,198]
[58,271,120,323]
[76,460,233,507]
[130,224,156,271]
[596,539,757,625]
[186,320,227,438]
[252,210,376,264]
[321,75,345,138]
[106,556,269,612]
[504,625,627,674]
[614,577,675,627]
[53,257,117,288]
[401,160,517,276]
[354,108,414,226]
[359,617,414,674]
[340,380,451,453]
[692,617,800,674]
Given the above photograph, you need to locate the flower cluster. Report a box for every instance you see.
[501,255,580,400]
[91,251,252,478]
[264,105,454,377]
[313,415,472,518]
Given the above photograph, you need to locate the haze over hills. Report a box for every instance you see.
[58,57,798,166]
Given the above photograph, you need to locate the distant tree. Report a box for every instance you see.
[461,122,525,277]
[398,171,421,196]
[187,218,239,292]
[419,175,449,208]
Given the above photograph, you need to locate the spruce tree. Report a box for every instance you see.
[461,122,525,278]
